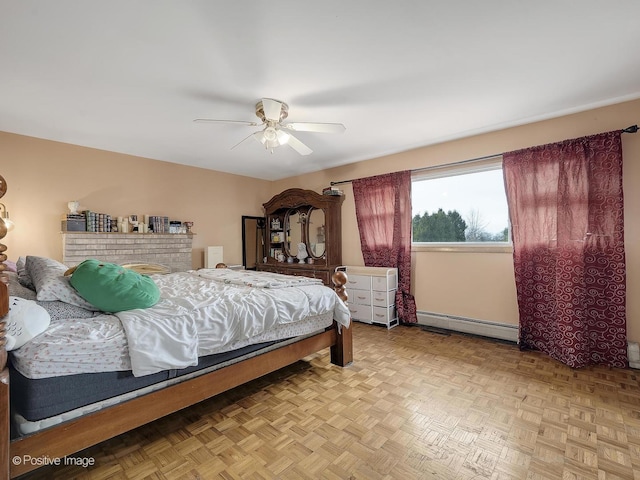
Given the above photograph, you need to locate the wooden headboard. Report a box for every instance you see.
[1,278,8,479]
[1,279,7,372]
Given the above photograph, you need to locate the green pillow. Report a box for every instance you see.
[69,259,161,312]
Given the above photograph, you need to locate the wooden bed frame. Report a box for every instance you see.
[0,273,352,479]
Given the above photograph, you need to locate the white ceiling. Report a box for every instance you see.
[2,1,640,181]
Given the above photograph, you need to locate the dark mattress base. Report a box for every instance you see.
[9,340,280,430]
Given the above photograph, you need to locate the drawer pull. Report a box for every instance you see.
[375,313,385,318]
[357,296,367,300]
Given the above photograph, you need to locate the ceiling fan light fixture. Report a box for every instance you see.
[254,131,278,150]
[263,126,278,143]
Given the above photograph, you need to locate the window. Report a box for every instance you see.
[412,158,510,247]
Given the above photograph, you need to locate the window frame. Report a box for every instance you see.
[411,157,512,253]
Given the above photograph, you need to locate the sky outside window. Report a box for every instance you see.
[412,168,510,241]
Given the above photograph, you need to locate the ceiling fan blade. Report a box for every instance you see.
[253,131,266,145]
[261,98,283,122]
[230,132,258,150]
[194,119,259,126]
[276,129,290,145]
[283,122,346,134]
[286,132,313,156]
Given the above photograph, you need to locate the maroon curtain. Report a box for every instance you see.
[503,131,626,368]
[352,171,417,324]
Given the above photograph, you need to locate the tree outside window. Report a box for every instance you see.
[412,162,510,244]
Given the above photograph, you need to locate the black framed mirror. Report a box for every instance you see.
[242,216,266,270]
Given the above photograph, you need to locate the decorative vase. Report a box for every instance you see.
[67,201,80,215]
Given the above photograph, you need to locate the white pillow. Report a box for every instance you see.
[5,296,51,351]
[25,256,97,310]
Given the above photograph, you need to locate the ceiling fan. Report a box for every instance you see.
[194,98,345,155]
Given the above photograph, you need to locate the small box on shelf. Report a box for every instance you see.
[322,186,344,196]
[61,218,86,231]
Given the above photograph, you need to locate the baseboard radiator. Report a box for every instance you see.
[417,311,518,342]
[418,311,640,369]
[628,342,640,369]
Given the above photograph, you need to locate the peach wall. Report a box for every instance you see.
[272,99,640,342]
[0,132,271,268]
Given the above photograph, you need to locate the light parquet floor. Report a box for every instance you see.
[18,322,640,480]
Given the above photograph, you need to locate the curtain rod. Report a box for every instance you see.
[330,124,638,186]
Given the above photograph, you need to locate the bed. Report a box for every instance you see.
[0,256,352,479]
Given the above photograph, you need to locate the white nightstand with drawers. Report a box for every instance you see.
[340,266,399,329]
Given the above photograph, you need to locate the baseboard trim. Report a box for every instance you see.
[417,311,518,343]
[417,312,640,369]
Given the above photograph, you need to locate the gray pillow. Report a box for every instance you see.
[25,256,97,310]
[6,272,37,300]
[5,271,97,321]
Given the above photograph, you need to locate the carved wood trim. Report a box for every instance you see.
[1,280,8,480]
[262,188,344,212]
[0,281,7,371]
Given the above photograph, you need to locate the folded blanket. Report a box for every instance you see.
[194,268,323,289]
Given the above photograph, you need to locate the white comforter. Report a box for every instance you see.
[116,269,351,377]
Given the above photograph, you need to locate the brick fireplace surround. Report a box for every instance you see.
[62,233,194,272]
